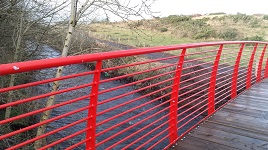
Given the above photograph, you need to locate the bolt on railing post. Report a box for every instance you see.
[208,44,223,115]
[86,60,102,150]
[231,43,244,99]
[265,58,268,78]
[246,43,258,89]
[257,44,267,82]
[169,48,186,143]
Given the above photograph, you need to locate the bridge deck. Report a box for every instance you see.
[171,79,268,150]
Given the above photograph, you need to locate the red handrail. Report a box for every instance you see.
[246,43,258,89]
[231,43,244,98]
[1,41,267,75]
[208,44,223,115]
[257,44,268,82]
[168,48,186,143]
[0,41,268,150]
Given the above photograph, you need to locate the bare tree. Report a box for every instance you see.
[4,0,68,119]
[34,0,156,148]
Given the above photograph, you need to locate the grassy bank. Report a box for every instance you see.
[88,13,268,48]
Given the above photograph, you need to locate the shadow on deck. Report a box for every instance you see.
[171,78,268,150]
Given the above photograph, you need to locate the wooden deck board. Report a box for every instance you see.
[171,79,268,150]
[171,135,238,150]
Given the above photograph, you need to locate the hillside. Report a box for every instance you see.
[87,13,268,47]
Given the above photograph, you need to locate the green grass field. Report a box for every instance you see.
[89,24,197,47]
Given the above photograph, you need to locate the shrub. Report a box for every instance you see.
[230,13,254,23]
[209,12,226,15]
[219,28,239,40]
[177,19,215,39]
[158,27,168,32]
[162,15,191,24]
[249,19,261,28]
[187,19,207,27]
[201,17,210,22]
[194,29,217,39]
[263,15,268,20]
[211,15,227,21]
[242,35,264,41]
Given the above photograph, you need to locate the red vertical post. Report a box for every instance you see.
[246,43,258,89]
[231,44,244,99]
[169,48,186,143]
[265,58,268,78]
[208,44,223,115]
[257,44,267,82]
[86,60,102,150]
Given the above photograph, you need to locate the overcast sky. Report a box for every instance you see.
[152,0,268,16]
[109,0,268,21]
[56,0,268,22]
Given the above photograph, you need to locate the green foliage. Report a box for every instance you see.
[263,15,268,20]
[220,28,239,40]
[194,29,217,39]
[145,15,217,40]
[217,13,262,28]
[178,19,217,39]
[229,13,254,23]
[249,19,261,28]
[189,19,207,27]
[162,15,191,24]
[158,27,168,32]
[212,16,227,21]
[209,12,226,15]
[200,17,210,22]
[242,35,264,41]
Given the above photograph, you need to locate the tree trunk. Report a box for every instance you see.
[4,74,16,119]
[34,0,78,149]
[5,14,23,119]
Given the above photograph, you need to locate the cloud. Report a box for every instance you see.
[151,0,268,17]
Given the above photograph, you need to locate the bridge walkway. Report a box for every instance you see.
[171,79,268,150]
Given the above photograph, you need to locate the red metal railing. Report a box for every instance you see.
[0,41,268,149]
